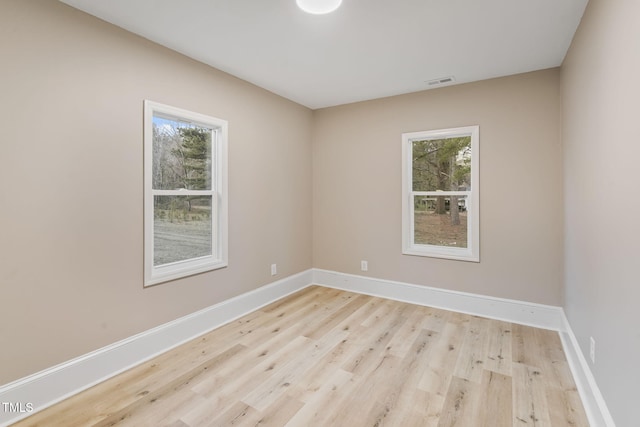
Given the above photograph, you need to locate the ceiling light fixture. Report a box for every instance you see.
[296,0,342,15]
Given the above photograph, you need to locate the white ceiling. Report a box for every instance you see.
[59,0,589,109]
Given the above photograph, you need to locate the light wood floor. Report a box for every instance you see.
[13,286,589,426]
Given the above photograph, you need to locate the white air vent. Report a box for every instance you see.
[426,76,456,86]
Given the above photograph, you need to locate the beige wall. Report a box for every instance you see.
[561,0,640,425]
[0,0,312,384]
[313,69,563,305]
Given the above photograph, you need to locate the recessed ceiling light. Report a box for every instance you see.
[296,0,343,15]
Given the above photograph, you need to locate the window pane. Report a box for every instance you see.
[154,195,212,266]
[414,195,468,248]
[152,116,212,190]
[412,137,472,191]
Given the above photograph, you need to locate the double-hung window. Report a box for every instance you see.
[144,101,228,286]
[402,125,479,262]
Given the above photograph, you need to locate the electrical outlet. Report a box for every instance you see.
[361,260,368,271]
[271,264,277,276]
[589,337,595,364]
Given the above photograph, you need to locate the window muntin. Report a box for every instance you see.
[144,101,228,286]
[402,126,479,261]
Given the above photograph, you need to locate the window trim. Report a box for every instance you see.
[143,100,228,286]
[401,125,479,262]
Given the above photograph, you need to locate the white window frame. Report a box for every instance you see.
[402,125,479,262]
[144,100,228,286]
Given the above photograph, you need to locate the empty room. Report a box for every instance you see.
[0,0,637,426]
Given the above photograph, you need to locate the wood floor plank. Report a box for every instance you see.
[235,287,346,348]
[241,327,348,412]
[324,352,404,427]
[201,401,262,427]
[303,292,369,340]
[512,323,546,368]
[114,389,205,427]
[478,370,512,427]
[291,296,382,403]
[16,343,246,427]
[546,387,590,427]
[360,297,402,328]
[372,329,439,427]
[453,316,489,384]
[12,286,590,427]
[260,285,321,314]
[94,344,247,427]
[420,306,450,333]
[388,389,442,427]
[512,362,553,426]
[189,336,310,409]
[484,319,513,376]
[436,376,482,427]
[341,299,415,378]
[250,393,305,427]
[283,368,352,426]
[386,305,427,358]
[418,320,463,397]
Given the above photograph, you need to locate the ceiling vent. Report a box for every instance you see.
[426,76,456,87]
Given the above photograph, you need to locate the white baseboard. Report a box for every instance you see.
[312,269,565,330]
[1,268,613,427]
[0,269,312,427]
[559,314,616,427]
